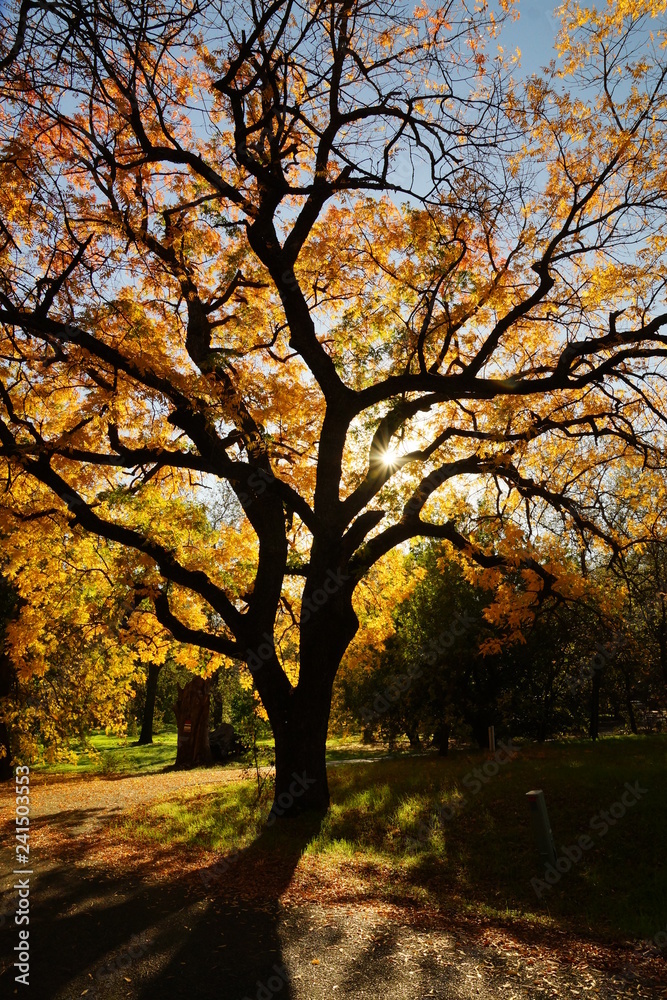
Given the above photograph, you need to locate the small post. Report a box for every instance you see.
[487,725,495,752]
[526,789,557,867]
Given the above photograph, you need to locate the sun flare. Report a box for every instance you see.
[381,447,402,466]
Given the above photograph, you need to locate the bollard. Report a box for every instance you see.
[488,725,495,752]
[526,789,557,867]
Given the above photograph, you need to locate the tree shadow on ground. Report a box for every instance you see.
[0,813,323,1000]
[1,811,664,999]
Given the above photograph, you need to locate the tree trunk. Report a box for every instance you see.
[659,631,667,687]
[624,671,638,735]
[470,715,492,748]
[539,672,556,742]
[174,677,212,768]
[265,608,356,819]
[537,715,547,743]
[138,663,162,746]
[589,671,601,741]
[270,688,330,818]
[406,727,421,750]
[434,723,450,756]
[255,569,359,821]
[211,670,223,728]
[626,694,638,735]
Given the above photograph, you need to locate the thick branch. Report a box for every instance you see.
[153,592,241,659]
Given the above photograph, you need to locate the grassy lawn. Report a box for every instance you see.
[31,727,180,776]
[113,735,667,942]
[28,730,418,776]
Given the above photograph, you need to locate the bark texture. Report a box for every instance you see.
[174,677,212,768]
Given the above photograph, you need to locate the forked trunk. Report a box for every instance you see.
[174,676,212,768]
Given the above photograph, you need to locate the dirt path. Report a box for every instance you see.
[0,757,402,835]
[2,861,665,999]
[0,764,253,834]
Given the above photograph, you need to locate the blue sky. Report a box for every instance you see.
[498,0,562,77]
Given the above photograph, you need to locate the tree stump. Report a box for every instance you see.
[174,677,212,768]
[209,722,242,760]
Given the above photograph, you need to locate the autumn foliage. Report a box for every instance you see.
[1,0,667,809]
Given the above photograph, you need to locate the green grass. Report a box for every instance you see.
[324,739,421,762]
[29,729,410,776]
[31,727,180,777]
[114,735,667,942]
[116,778,269,853]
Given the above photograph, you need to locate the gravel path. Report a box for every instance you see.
[0,758,398,835]
[3,885,665,1000]
[0,764,250,833]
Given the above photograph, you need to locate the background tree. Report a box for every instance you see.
[0,490,230,763]
[1,0,667,814]
[338,543,494,749]
[137,663,163,746]
[341,535,662,746]
[0,569,18,780]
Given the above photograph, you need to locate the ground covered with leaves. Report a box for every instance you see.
[1,738,666,998]
[114,737,667,940]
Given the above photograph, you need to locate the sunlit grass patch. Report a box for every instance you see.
[112,735,667,941]
[32,727,181,776]
[114,781,267,854]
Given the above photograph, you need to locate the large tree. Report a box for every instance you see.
[1,0,667,813]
